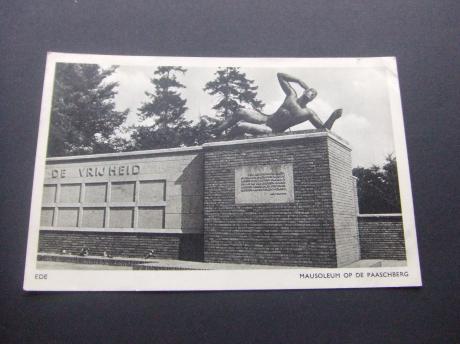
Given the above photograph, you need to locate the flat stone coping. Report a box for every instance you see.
[358,213,402,218]
[45,130,349,162]
[46,145,203,162]
[203,129,350,149]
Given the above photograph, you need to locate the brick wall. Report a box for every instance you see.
[328,138,361,266]
[203,133,357,268]
[358,215,406,260]
[38,230,203,261]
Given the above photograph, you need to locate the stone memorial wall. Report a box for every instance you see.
[38,147,204,260]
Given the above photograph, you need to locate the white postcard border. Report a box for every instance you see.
[23,53,422,291]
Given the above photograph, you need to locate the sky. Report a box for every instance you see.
[108,64,396,168]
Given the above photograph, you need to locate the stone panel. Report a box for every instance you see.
[111,182,135,202]
[42,184,56,204]
[109,207,134,228]
[82,208,105,228]
[85,183,107,203]
[235,163,294,204]
[40,208,54,226]
[139,180,165,202]
[57,208,79,227]
[138,207,164,228]
[59,184,81,203]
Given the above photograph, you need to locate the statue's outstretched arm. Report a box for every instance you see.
[277,73,310,95]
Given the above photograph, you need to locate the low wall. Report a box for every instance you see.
[358,214,406,260]
[38,230,204,261]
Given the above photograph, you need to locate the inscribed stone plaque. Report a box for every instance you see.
[235,164,294,204]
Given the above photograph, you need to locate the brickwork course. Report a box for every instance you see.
[358,215,406,260]
[39,230,203,261]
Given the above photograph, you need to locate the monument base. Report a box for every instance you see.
[203,130,360,268]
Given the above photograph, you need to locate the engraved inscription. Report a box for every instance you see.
[241,172,286,192]
[50,165,140,178]
[235,164,294,204]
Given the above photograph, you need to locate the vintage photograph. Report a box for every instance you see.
[23,54,421,290]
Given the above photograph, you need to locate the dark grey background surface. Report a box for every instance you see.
[1,1,459,343]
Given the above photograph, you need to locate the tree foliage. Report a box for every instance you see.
[352,154,401,214]
[203,67,265,120]
[48,63,128,156]
[190,116,220,145]
[132,66,194,149]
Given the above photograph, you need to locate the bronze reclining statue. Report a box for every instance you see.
[213,73,342,137]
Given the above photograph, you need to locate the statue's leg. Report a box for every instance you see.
[227,121,272,138]
[216,109,268,135]
[214,108,263,133]
[237,108,268,124]
[214,116,238,133]
[308,111,326,129]
[234,121,272,136]
[323,109,342,130]
[227,124,244,138]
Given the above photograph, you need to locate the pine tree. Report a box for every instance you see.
[48,63,128,156]
[203,67,265,120]
[132,66,193,149]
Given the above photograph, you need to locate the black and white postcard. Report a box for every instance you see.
[23,53,421,291]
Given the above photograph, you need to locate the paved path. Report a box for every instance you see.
[37,261,130,270]
[37,253,407,270]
